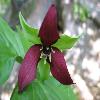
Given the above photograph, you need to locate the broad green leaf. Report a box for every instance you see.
[11,77,77,100]
[53,35,80,51]
[0,17,24,85]
[0,43,16,57]
[0,17,25,57]
[19,12,41,45]
[16,26,34,52]
[0,57,15,85]
[37,58,50,81]
[0,41,16,85]
[44,77,77,100]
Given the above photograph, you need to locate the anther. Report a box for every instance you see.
[49,54,51,62]
[51,48,55,53]
[40,47,43,51]
[40,53,43,58]
[46,47,49,50]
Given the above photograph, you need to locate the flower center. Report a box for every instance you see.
[42,45,51,55]
[40,45,52,63]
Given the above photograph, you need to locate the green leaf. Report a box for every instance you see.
[0,17,25,57]
[37,58,50,81]
[53,35,80,51]
[0,57,15,85]
[19,12,41,45]
[0,41,16,85]
[11,77,77,100]
[0,17,24,85]
[16,26,34,53]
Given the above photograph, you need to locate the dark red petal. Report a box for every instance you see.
[39,4,59,46]
[50,48,73,85]
[18,45,41,92]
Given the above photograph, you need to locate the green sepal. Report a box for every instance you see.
[19,12,41,45]
[37,58,50,81]
[53,34,80,51]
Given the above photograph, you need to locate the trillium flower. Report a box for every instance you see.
[18,4,73,92]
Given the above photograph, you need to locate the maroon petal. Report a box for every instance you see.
[18,45,41,92]
[39,4,59,46]
[50,48,73,85]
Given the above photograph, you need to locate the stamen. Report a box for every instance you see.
[40,47,43,51]
[51,48,55,53]
[46,47,49,50]
[39,45,52,63]
[40,53,43,58]
[49,53,51,62]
